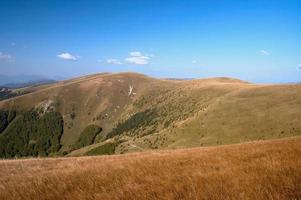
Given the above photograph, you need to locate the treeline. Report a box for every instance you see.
[0,110,64,158]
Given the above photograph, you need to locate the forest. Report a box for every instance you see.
[0,110,64,158]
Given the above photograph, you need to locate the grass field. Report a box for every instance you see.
[0,136,300,200]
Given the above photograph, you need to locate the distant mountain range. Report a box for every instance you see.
[0,74,60,88]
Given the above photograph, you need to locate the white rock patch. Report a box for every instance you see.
[36,100,54,113]
[128,85,133,96]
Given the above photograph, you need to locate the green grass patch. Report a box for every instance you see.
[86,142,116,156]
[106,109,158,139]
[73,125,102,149]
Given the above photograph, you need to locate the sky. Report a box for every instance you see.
[0,0,300,83]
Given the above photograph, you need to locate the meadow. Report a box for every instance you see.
[0,136,300,200]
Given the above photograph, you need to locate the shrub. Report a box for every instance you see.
[70,112,76,120]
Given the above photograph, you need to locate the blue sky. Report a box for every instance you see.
[0,0,300,83]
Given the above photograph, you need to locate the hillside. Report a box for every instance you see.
[0,72,301,157]
[0,137,300,200]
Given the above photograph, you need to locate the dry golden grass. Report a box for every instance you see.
[0,137,300,200]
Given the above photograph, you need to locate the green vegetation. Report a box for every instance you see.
[0,88,29,101]
[73,125,102,149]
[86,142,117,156]
[107,109,158,139]
[7,110,16,123]
[0,111,9,133]
[0,110,16,133]
[0,110,64,158]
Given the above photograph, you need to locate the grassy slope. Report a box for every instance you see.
[154,84,301,149]
[0,137,300,200]
[113,80,301,154]
[0,73,159,149]
[1,72,301,155]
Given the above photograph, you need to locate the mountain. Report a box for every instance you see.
[0,74,57,102]
[0,72,300,158]
[0,74,56,88]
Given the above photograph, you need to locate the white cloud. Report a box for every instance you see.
[0,52,12,61]
[259,50,270,56]
[57,52,77,61]
[129,51,142,57]
[106,58,123,65]
[125,56,149,65]
[125,51,150,65]
[296,64,301,70]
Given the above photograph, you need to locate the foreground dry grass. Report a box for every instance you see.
[0,137,300,200]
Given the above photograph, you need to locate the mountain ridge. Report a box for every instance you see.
[0,72,300,157]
